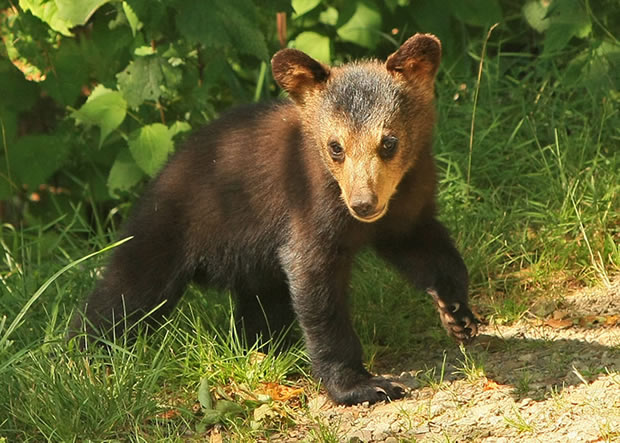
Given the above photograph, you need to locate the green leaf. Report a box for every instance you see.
[292,0,320,16]
[122,1,142,36]
[175,0,269,60]
[198,378,213,411]
[0,63,38,112]
[168,121,191,139]
[19,0,73,36]
[408,0,463,71]
[542,0,592,55]
[8,134,68,189]
[448,0,502,27]
[293,32,331,64]
[41,39,89,106]
[134,46,155,56]
[116,56,163,108]
[107,149,145,198]
[523,0,550,33]
[54,0,111,27]
[71,84,127,148]
[199,409,223,428]
[128,123,174,176]
[215,400,245,416]
[336,0,382,50]
[319,7,338,26]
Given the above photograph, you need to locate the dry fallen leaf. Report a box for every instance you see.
[258,382,304,402]
[544,318,573,329]
[157,409,180,420]
[551,310,570,320]
[482,378,507,391]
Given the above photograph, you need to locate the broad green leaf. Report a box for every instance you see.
[107,149,145,197]
[79,20,133,81]
[2,9,52,81]
[198,378,213,410]
[42,39,89,106]
[565,42,620,95]
[523,0,550,33]
[55,0,111,26]
[168,121,191,138]
[292,0,320,16]
[71,84,127,148]
[319,7,338,26]
[293,32,331,64]
[134,46,156,56]
[448,0,502,27]
[542,0,591,55]
[215,400,244,416]
[19,0,73,36]
[175,0,269,60]
[198,410,223,428]
[122,1,142,36]
[0,63,38,112]
[128,123,174,176]
[116,56,163,108]
[336,0,382,50]
[8,134,68,188]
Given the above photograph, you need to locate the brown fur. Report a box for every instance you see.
[71,34,477,406]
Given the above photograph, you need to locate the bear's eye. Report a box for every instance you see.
[328,140,344,162]
[379,136,398,160]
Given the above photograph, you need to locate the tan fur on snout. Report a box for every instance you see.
[324,125,413,223]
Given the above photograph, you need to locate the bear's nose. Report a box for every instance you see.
[350,194,378,218]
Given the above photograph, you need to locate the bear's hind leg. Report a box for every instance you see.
[70,202,195,343]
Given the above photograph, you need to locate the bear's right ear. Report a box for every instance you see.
[271,49,330,103]
[386,33,441,86]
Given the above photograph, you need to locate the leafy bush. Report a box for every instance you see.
[0,0,617,224]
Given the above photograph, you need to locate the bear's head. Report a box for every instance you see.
[272,34,441,223]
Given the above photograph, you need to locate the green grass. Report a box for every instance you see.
[1,43,618,440]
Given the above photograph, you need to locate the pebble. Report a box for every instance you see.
[348,429,372,442]
[372,421,391,441]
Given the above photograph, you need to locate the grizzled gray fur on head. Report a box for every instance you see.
[323,63,402,129]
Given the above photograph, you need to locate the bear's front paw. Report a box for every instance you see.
[328,376,406,406]
[436,299,478,343]
[427,289,478,343]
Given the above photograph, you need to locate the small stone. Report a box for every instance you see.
[373,431,388,441]
[373,422,391,434]
[341,411,354,422]
[348,429,372,442]
[308,396,328,414]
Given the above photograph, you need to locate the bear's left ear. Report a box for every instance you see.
[386,33,441,85]
[271,49,330,103]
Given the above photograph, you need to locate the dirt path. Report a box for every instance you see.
[277,278,620,442]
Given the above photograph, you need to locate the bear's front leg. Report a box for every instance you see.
[279,240,405,405]
[375,217,478,343]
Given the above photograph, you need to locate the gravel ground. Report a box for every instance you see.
[275,277,620,442]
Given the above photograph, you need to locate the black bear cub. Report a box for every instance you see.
[72,33,477,405]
